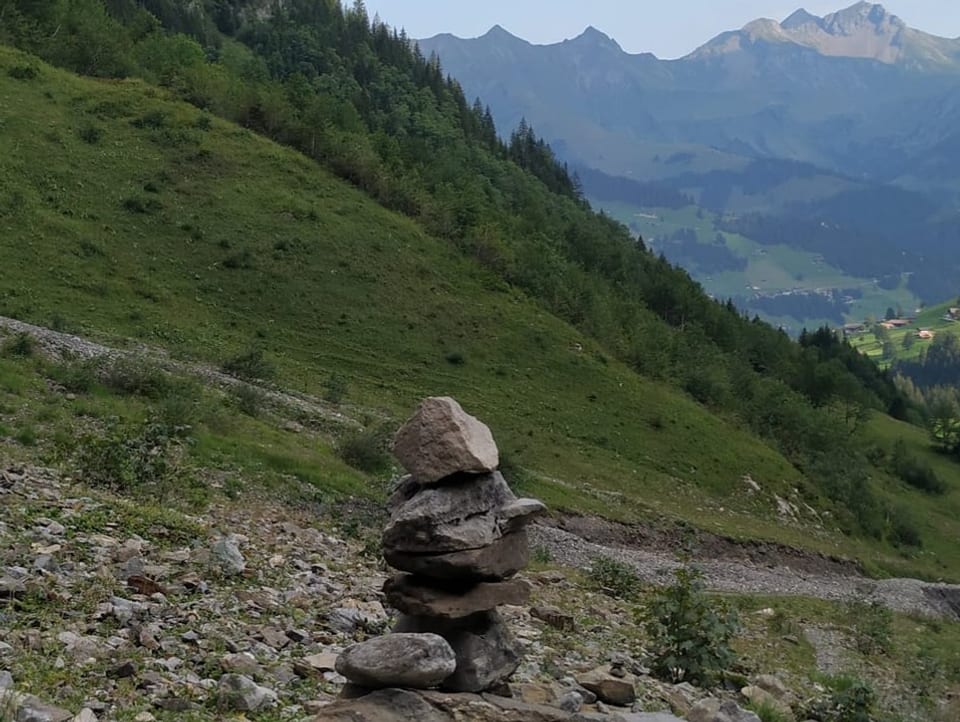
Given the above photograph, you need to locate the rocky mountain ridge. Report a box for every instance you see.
[690,2,960,68]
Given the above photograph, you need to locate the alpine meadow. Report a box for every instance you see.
[1,2,960,721]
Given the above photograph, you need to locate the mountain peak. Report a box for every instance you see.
[781,9,822,30]
[482,24,520,41]
[822,2,905,35]
[690,1,958,67]
[569,26,623,52]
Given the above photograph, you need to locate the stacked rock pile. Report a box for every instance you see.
[336,397,546,693]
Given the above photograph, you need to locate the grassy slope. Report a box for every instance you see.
[2,47,960,579]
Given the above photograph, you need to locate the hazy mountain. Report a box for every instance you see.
[418,3,960,308]
[692,2,960,68]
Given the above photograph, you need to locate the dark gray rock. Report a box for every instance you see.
[384,472,544,554]
[383,575,531,618]
[396,611,520,693]
[384,530,530,582]
[335,633,456,689]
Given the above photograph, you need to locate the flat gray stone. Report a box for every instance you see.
[384,529,530,581]
[384,575,531,618]
[335,633,456,689]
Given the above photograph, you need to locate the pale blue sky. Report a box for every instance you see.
[362,1,960,58]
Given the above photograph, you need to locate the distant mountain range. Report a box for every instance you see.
[418,3,960,319]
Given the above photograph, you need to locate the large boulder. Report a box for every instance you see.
[384,575,531,618]
[383,472,544,554]
[575,666,637,707]
[335,633,456,690]
[392,397,499,483]
[688,698,762,722]
[395,612,520,693]
[217,674,277,712]
[384,529,530,581]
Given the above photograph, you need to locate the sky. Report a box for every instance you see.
[361,1,960,59]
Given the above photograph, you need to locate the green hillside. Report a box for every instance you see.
[1,1,960,583]
[0,45,800,518]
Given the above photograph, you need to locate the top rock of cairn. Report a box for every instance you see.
[392,397,499,484]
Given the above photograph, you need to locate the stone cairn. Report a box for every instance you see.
[336,396,546,694]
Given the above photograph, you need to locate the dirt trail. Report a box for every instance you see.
[529,523,960,619]
[0,315,358,428]
[4,314,960,619]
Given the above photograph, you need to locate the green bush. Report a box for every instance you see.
[7,65,38,80]
[642,567,740,686]
[444,350,466,366]
[890,440,946,494]
[323,374,348,405]
[77,124,103,144]
[336,427,391,474]
[99,357,172,399]
[588,555,641,600]
[1,332,35,358]
[44,359,98,394]
[847,599,893,655]
[221,348,275,381]
[807,675,876,722]
[74,417,189,500]
[887,505,923,549]
[232,383,265,418]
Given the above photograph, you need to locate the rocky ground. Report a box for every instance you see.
[1,462,959,722]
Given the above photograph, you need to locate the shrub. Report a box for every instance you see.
[74,417,189,499]
[77,124,103,144]
[1,332,35,358]
[888,505,922,549]
[588,555,641,600]
[122,196,162,214]
[232,384,265,417]
[221,348,275,381]
[44,359,98,394]
[890,440,946,494]
[100,357,171,399]
[15,426,37,447]
[336,427,391,474]
[222,249,253,269]
[444,350,466,366]
[642,567,740,686]
[132,110,167,129]
[806,675,876,722]
[323,374,348,405]
[847,599,892,655]
[7,65,38,80]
